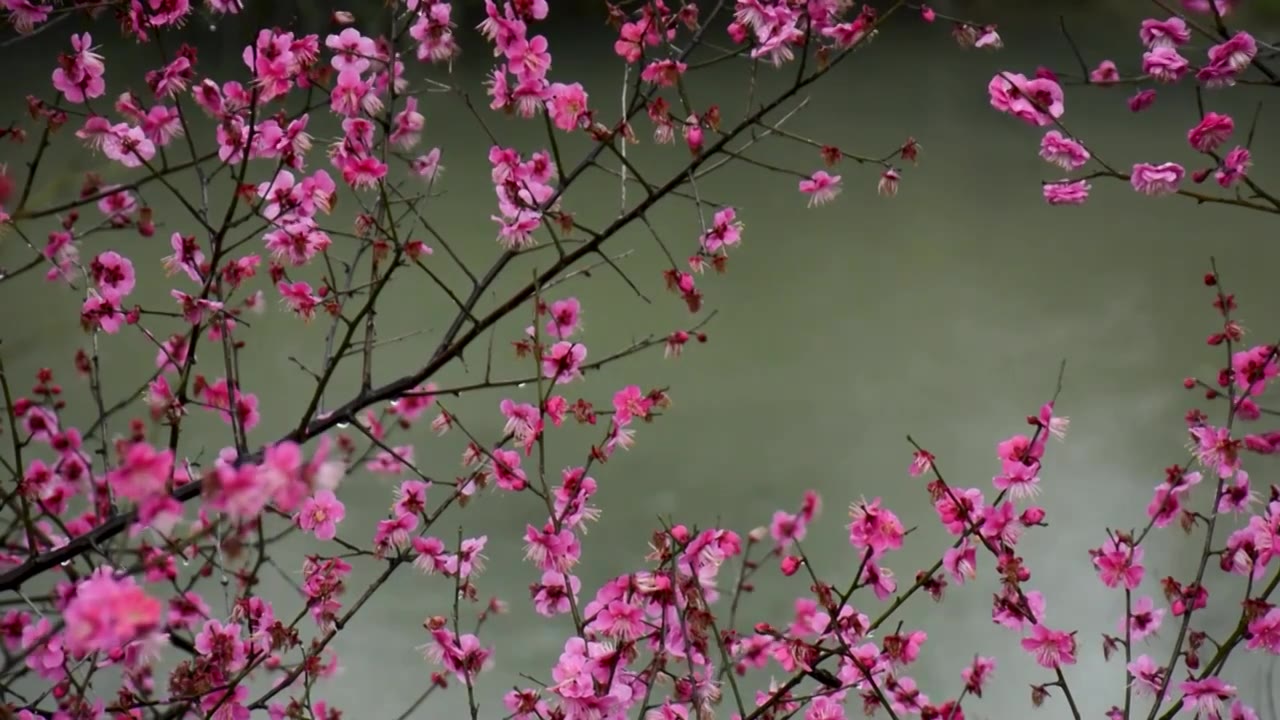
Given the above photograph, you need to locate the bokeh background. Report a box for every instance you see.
[3,1,1280,718]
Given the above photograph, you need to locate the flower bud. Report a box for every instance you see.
[820,145,842,166]
[780,555,803,576]
[1031,685,1049,707]
[0,165,12,207]
[900,137,920,164]
[1128,89,1156,113]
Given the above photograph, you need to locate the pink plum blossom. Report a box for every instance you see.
[297,489,345,541]
[1130,162,1184,196]
[799,171,842,207]
[1039,131,1090,170]
[988,72,1064,126]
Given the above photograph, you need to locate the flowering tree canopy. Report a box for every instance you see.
[0,1,1278,720]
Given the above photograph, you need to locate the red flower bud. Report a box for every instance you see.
[780,555,803,576]
[669,524,690,544]
[1020,506,1046,525]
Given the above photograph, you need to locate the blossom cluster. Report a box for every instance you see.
[988,10,1260,206]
